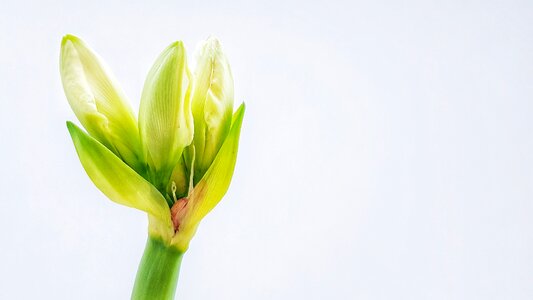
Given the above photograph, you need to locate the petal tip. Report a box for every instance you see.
[61,34,80,46]
[158,41,187,63]
[168,41,185,52]
[201,36,223,56]
[205,36,221,47]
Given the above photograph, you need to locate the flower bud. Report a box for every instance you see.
[189,37,234,184]
[139,41,194,189]
[60,35,142,170]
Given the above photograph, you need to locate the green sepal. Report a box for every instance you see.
[172,103,245,251]
[66,121,171,228]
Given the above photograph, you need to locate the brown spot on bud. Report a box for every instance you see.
[171,197,189,232]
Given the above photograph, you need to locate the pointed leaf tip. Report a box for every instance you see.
[66,120,75,131]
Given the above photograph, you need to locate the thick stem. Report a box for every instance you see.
[131,236,184,300]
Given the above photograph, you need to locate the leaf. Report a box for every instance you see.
[67,121,171,227]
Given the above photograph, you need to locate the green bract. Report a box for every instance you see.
[61,35,245,253]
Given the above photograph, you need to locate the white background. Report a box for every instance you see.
[0,0,532,299]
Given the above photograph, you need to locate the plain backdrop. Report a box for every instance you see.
[0,0,531,299]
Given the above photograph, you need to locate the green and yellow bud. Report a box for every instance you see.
[60,35,142,171]
[61,35,245,298]
[139,41,194,191]
[189,37,235,184]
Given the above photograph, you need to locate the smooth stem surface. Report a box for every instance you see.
[132,236,184,300]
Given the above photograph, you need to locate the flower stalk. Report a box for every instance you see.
[60,34,244,299]
[132,237,184,300]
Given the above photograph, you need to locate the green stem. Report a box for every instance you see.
[131,236,184,300]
